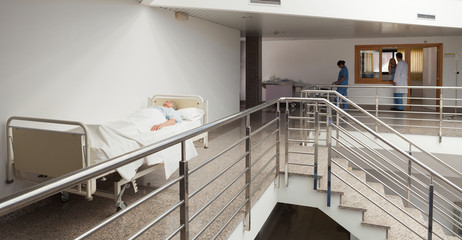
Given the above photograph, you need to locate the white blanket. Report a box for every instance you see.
[87,110,199,181]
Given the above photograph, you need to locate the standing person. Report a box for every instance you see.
[392,52,408,111]
[388,58,397,81]
[333,60,349,110]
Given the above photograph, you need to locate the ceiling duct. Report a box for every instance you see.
[417,13,436,20]
[251,0,281,5]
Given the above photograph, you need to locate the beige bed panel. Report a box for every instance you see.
[149,94,209,148]
[149,95,204,109]
[12,127,85,178]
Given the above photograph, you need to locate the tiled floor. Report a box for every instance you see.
[0,116,277,240]
[1,104,461,240]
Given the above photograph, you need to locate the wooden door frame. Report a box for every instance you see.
[355,43,443,110]
[404,43,443,110]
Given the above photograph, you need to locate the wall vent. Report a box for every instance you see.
[251,0,281,5]
[417,13,436,20]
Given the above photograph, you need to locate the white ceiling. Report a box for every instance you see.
[162,7,462,40]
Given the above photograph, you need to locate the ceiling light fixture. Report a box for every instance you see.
[175,12,189,21]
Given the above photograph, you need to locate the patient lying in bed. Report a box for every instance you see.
[151,101,182,131]
[88,103,200,181]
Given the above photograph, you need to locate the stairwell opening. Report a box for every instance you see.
[255,203,351,240]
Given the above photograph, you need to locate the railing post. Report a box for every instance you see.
[439,91,443,142]
[407,158,412,208]
[300,97,305,145]
[327,106,333,207]
[314,103,319,190]
[335,97,340,158]
[428,176,434,240]
[6,126,14,184]
[285,101,289,187]
[375,87,379,133]
[275,102,281,189]
[244,115,251,231]
[407,145,412,207]
[179,141,189,240]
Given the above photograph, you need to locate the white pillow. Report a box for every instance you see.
[127,108,166,132]
[177,108,204,121]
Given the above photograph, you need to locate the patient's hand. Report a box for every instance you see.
[151,119,176,131]
[151,124,163,131]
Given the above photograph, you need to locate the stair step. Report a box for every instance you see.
[446,235,462,240]
[385,194,404,209]
[367,181,385,195]
[317,188,344,196]
[338,205,367,213]
[420,218,458,240]
[402,205,423,221]
[332,158,349,168]
[285,144,459,240]
[350,169,366,182]
[278,170,322,177]
[361,221,391,231]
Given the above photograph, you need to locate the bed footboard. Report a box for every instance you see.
[6,116,94,200]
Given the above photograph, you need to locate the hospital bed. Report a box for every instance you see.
[5,94,208,210]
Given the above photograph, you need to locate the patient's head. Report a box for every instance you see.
[163,101,178,110]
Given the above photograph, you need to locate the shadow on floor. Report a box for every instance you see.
[256,203,350,240]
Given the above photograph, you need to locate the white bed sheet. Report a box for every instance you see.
[87,119,200,181]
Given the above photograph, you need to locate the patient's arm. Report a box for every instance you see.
[151,119,176,131]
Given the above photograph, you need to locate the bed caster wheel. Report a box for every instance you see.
[5,179,14,184]
[60,191,70,202]
[116,201,127,212]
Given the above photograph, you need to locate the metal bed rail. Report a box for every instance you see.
[285,97,462,239]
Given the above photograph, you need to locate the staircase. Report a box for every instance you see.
[283,144,461,240]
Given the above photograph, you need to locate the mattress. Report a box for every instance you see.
[87,118,200,181]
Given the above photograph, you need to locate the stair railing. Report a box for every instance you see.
[305,85,462,142]
[283,96,462,239]
[2,96,461,239]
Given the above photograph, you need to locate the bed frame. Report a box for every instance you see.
[5,94,208,210]
[149,94,208,148]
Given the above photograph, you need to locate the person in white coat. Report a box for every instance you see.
[392,52,408,111]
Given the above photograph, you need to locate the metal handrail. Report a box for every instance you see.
[291,97,461,239]
[302,90,462,180]
[285,97,462,238]
[312,84,462,90]
[308,85,462,131]
[2,96,461,239]
[0,99,280,217]
[282,97,462,194]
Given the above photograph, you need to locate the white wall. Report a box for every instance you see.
[240,40,246,101]
[423,47,438,108]
[261,36,462,104]
[0,0,240,198]
[145,0,462,29]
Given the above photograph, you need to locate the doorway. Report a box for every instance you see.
[409,46,438,110]
[401,43,443,111]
